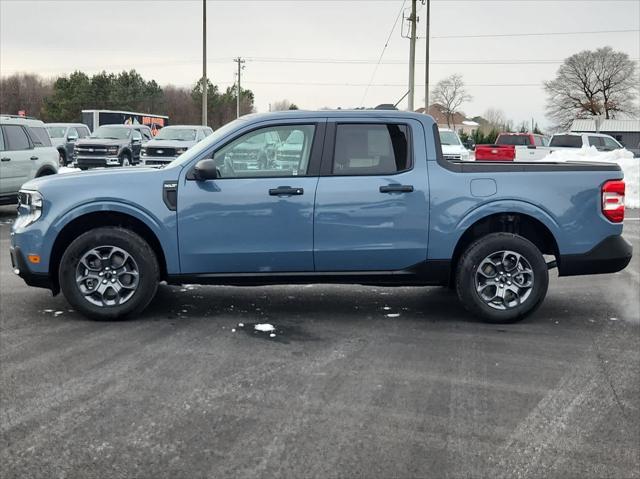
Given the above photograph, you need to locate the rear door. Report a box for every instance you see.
[313,119,429,271]
[0,125,34,194]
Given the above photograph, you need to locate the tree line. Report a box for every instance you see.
[0,70,255,129]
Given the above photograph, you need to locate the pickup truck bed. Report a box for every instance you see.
[10,110,632,323]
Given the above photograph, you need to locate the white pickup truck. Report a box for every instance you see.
[549,132,625,152]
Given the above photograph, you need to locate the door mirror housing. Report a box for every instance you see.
[193,159,219,180]
[67,134,78,142]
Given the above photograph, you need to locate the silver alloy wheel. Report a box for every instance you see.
[75,245,139,307]
[475,250,534,310]
[122,156,130,167]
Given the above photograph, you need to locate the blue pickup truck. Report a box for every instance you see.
[9,110,632,323]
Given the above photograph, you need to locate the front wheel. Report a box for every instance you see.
[59,227,159,320]
[455,233,548,323]
[120,152,131,167]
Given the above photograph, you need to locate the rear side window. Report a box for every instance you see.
[496,135,530,146]
[549,135,582,148]
[27,126,52,147]
[603,137,620,149]
[3,125,32,150]
[533,136,543,146]
[333,124,410,175]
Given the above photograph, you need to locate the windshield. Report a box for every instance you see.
[439,130,461,146]
[168,119,248,168]
[91,126,130,140]
[155,128,197,141]
[46,126,66,138]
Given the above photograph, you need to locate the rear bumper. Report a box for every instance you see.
[559,235,633,276]
[9,245,55,292]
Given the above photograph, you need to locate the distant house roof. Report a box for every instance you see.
[462,120,479,127]
[570,118,640,133]
[415,103,474,127]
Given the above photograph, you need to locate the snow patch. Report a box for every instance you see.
[545,147,639,208]
[58,166,81,174]
[385,313,400,318]
[254,323,275,332]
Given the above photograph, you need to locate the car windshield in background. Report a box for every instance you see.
[496,135,530,146]
[439,131,461,145]
[155,128,197,141]
[550,135,583,148]
[91,126,130,140]
[46,127,66,138]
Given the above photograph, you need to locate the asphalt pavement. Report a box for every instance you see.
[1,205,639,479]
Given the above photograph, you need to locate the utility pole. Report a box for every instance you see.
[234,57,245,118]
[407,0,417,111]
[424,0,430,112]
[201,0,207,126]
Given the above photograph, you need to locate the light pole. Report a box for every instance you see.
[424,0,430,112]
[201,0,207,126]
[407,0,417,111]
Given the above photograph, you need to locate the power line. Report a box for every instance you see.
[360,0,407,106]
[224,80,543,87]
[431,28,639,39]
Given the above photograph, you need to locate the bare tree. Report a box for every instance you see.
[430,74,472,128]
[483,108,507,130]
[0,73,52,118]
[544,46,639,130]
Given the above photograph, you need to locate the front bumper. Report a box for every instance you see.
[143,156,176,166]
[10,245,56,292]
[75,156,121,168]
[559,235,633,276]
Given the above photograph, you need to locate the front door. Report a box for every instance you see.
[314,120,430,271]
[178,122,324,274]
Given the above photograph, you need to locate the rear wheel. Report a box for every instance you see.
[455,232,548,323]
[58,227,159,320]
[58,150,67,166]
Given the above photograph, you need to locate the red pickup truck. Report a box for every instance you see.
[475,133,550,161]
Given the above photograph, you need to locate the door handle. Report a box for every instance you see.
[1,157,10,162]
[30,156,38,161]
[379,184,414,193]
[269,186,304,196]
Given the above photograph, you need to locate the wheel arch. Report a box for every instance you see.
[35,165,57,177]
[49,210,168,294]
[450,211,559,286]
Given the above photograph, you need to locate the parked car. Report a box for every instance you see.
[73,124,151,169]
[0,115,58,205]
[475,133,550,161]
[549,132,627,152]
[10,110,632,323]
[141,125,213,166]
[45,123,91,166]
[439,128,471,161]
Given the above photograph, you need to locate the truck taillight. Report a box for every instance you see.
[602,180,625,223]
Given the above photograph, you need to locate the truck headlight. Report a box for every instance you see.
[107,146,118,154]
[175,148,187,155]
[461,150,470,161]
[141,147,147,156]
[17,190,44,227]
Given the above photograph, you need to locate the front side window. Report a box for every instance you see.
[0,127,5,151]
[333,124,410,175]
[549,135,582,148]
[213,124,316,178]
[533,136,543,146]
[46,126,66,138]
[3,125,32,151]
[141,128,152,141]
[132,130,142,141]
[78,126,90,138]
[67,127,79,139]
[439,130,461,146]
[603,136,621,149]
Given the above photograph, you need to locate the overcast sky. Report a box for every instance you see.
[1,0,639,127]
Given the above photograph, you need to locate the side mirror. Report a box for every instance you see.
[67,134,78,142]
[193,159,219,180]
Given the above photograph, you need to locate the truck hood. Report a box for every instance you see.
[77,138,127,146]
[145,139,197,148]
[22,166,166,193]
[441,144,467,155]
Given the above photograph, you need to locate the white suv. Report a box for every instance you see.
[0,116,59,204]
[549,132,625,152]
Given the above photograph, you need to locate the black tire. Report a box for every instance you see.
[455,232,548,323]
[58,227,159,320]
[120,151,131,167]
[36,168,56,177]
[58,150,67,166]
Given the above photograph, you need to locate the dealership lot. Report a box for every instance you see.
[1,205,638,478]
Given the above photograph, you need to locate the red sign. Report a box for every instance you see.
[18,110,26,117]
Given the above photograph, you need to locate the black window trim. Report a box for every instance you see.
[1,125,34,151]
[320,121,414,177]
[186,121,327,181]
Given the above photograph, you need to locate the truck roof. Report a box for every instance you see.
[241,110,437,125]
